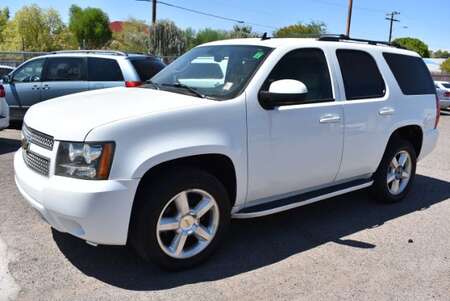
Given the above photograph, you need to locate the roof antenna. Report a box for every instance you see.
[261,32,270,41]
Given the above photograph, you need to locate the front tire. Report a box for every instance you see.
[371,138,417,203]
[130,167,230,270]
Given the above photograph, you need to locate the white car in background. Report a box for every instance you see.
[435,81,450,109]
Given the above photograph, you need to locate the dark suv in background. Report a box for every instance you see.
[1,50,165,121]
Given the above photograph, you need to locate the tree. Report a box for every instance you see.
[110,18,149,52]
[69,5,112,49]
[441,58,450,74]
[194,28,227,45]
[273,21,326,38]
[0,5,75,51]
[0,7,9,43]
[227,25,258,39]
[392,37,430,58]
[149,20,186,57]
[432,50,450,59]
[183,27,197,50]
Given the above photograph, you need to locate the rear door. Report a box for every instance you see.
[334,49,392,181]
[40,57,88,102]
[5,58,45,118]
[87,57,125,90]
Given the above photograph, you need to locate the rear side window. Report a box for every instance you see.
[44,57,86,81]
[263,48,334,102]
[130,58,165,81]
[88,58,124,81]
[337,49,386,100]
[383,53,435,95]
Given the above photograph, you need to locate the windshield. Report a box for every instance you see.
[150,45,272,100]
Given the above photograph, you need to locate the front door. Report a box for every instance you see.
[246,48,344,203]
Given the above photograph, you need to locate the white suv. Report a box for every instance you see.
[14,36,439,269]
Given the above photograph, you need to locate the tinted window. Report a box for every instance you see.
[45,57,86,81]
[443,83,450,89]
[0,68,12,77]
[130,58,165,81]
[383,53,435,95]
[13,59,45,83]
[263,48,333,102]
[337,49,386,100]
[88,58,124,81]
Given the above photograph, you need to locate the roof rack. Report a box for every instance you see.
[318,34,394,47]
[51,50,128,56]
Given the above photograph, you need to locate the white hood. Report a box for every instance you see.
[24,87,208,141]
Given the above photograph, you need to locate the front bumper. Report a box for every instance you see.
[14,149,140,245]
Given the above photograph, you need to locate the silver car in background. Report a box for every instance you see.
[435,80,450,109]
[1,50,165,121]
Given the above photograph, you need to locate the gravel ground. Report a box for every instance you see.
[0,113,449,301]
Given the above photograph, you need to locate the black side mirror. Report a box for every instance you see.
[258,79,309,110]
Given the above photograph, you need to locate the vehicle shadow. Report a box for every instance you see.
[0,137,20,155]
[52,174,450,291]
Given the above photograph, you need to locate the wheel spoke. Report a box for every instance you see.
[175,192,190,215]
[158,217,179,232]
[387,172,396,184]
[391,157,400,168]
[170,233,187,256]
[194,225,212,241]
[391,179,400,193]
[398,153,408,167]
[401,171,410,179]
[193,197,214,218]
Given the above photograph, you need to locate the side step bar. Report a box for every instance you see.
[232,179,373,219]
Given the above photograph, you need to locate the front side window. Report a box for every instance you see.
[88,58,124,82]
[13,59,45,83]
[337,49,386,100]
[44,57,86,81]
[262,48,334,102]
[383,53,435,95]
[151,45,272,100]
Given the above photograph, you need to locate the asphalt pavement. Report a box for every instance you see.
[0,114,449,301]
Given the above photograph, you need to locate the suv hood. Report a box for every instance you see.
[24,87,210,141]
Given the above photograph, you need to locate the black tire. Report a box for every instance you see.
[371,138,417,203]
[130,167,230,270]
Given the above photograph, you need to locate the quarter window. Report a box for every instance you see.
[44,57,86,81]
[336,49,386,100]
[263,48,333,102]
[88,58,124,82]
[383,53,435,95]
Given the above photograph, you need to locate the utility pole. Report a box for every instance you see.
[346,0,353,37]
[152,0,157,24]
[386,11,400,43]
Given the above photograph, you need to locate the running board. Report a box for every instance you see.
[232,179,373,219]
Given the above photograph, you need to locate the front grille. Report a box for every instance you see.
[22,124,54,150]
[23,150,50,176]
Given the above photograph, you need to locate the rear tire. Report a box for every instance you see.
[371,138,417,203]
[130,167,230,270]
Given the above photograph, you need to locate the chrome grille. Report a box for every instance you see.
[22,124,54,150]
[23,150,50,176]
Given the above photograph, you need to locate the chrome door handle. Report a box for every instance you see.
[379,107,395,116]
[319,114,341,124]
[42,85,50,90]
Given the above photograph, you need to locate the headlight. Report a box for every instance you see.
[55,142,115,180]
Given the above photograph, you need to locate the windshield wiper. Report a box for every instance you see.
[145,80,160,90]
[161,83,206,98]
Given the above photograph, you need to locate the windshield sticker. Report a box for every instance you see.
[253,50,265,60]
[223,82,234,91]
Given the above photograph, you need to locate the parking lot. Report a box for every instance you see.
[0,113,449,301]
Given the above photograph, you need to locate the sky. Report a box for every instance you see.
[1,0,449,50]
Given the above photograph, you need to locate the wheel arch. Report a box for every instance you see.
[387,124,423,157]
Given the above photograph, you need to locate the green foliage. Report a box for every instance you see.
[0,5,75,51]
[149,20,186,57]
[432,50,450,59]
[0,7,9,43]
[441,58,450,74]
[273,21,326,38]
[194,28,228,45]
[110,18,149,52]
[392,37,430,58]
[227,25,258,39]
[69,5,112,49]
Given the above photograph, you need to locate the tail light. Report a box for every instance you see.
[444,91,450,98]
[435,94,440,129]
[0,85,5,98]
[125,81,142,88]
